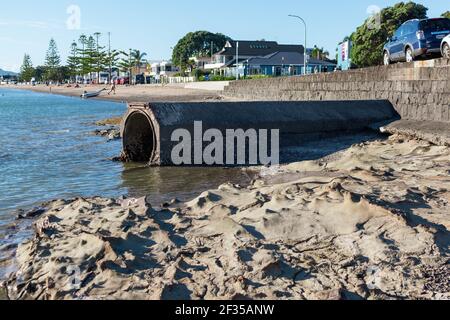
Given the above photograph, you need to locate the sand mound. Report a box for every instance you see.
[4,135,449,300]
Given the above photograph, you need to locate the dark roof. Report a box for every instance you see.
[246,52,336,66]
[217,40,304,57]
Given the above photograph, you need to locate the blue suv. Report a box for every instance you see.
[383,18,450,65]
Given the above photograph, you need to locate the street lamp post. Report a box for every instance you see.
[236,41,239,81]
[288,14,307,75]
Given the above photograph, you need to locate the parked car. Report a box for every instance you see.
[117,77,129,85]
[383,18,450,65]
[441,34,450,59]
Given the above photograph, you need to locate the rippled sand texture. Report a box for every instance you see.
[5,135,449,300]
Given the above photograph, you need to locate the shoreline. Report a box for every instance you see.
[1,85,449,300]
[3,133,449,300]
[1,84,225,104]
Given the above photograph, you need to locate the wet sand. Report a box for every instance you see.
[5,84,225,103]
[3,134,449,300]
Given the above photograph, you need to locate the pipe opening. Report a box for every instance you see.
[123,112,155,162]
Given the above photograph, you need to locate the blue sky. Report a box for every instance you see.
[0,0,448,72]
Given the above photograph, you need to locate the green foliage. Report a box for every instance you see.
[106,50,121,72]
[245,74,271,80]
[350,1,428,67]
[199,75,236,81]
[442,11,450,19]
[131,50,147,71]
[311,46,330,60]
[172,31,231,70]
[44,38,61,81]
[33,66,46,82]
[33,34,148,83]
[84,36,97,74]
[67,41,80,78]
[93,32,107,76]
[19,54,35,82]
[73,33,112,81]
[117,49,147,82]
[55,66,70,82]
[193,68,207,80]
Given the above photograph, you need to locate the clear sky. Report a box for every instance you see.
[0,0,448,72]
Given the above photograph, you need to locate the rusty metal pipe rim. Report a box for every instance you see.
[122,109,158,163]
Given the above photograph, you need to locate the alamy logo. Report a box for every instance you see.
[171,121,280,166]
[367,5,382,30]
[66,5,81,30]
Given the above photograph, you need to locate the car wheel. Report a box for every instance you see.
[405,47,414,63]
[443,43,450,59]
[383,51,391,65]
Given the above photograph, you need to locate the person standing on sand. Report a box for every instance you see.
[108,82,116,95]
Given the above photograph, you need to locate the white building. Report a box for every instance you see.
[150,61,179,77]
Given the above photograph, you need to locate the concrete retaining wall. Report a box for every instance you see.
[223,58,450,122]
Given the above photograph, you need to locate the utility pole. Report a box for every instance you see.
[94,32,101,84]
[236,41,239,81]
[129,48,132,85]
[108,32,112,84]
[288,15,307,75]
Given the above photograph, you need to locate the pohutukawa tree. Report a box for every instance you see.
[172,31,231,73]
[349,1,428,67]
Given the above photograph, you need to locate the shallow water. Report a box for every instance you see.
[0,88,252,278]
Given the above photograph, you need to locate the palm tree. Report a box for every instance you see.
[118,49,133,84]
[131,50,147,84]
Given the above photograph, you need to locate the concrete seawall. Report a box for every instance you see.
[223,58,450,122]
[121,101,398,165]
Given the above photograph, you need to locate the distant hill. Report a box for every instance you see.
[0,69,18,76]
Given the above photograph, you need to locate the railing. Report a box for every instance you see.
[165,76,195,84]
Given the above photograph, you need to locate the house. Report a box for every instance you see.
[245,51,336,76]
[191,56,214,70]
[204,40,334,77]
[205,40,304,74]
[150,61,179,77]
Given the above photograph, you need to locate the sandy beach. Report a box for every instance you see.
[4,84,225,103]
[3,133,449,300]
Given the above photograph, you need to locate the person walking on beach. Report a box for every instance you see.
[108,81,116,95]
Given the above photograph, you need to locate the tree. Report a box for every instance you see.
[118,49,134,83]
[44,38,61,81]
[172,31,231,72]
[442,11,450,19]
[131,50,147,82]
[77,34,96,78]
[106,49,121,80]
[84,36,97,77]
[67,41,80,82]
[19,54,35,82]
[34,66,46,82]
[132,50,147,70]
[78,35,87,76]
[350,1,428,67]
[311,46,330,60]
[55,66,70,83]
[92,32,108,83]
